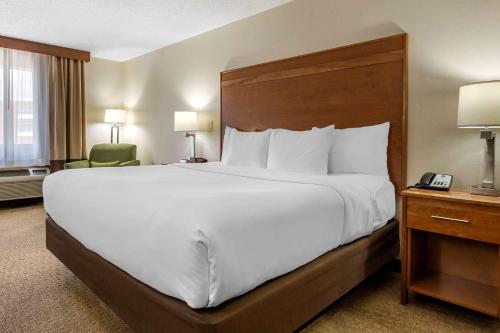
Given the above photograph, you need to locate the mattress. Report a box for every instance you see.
[43,162,395,308]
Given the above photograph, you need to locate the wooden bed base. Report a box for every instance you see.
[46,217,399,333]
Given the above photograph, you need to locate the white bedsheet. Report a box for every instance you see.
[43,163,395,308]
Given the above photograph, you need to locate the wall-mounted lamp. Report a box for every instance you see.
[104,109,127,143]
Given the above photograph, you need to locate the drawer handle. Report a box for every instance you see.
[431,215,470,223]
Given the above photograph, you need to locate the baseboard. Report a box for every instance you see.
[0,197,43,208]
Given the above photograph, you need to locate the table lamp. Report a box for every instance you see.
[458,81,500,196]
[174,111,199,159]
[104,109,127,143]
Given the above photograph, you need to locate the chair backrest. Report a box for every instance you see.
[89,144,137,163]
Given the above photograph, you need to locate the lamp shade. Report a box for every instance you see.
[458,81,500,128]
[174,111,199,132]
[104,109,127,124]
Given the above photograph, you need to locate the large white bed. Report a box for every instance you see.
[43,162,395,309]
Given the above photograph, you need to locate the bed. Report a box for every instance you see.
[45,33,407,332]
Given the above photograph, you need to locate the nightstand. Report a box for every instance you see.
[161,158,207,165]
[181,158,207,163]
[401,188,500,317]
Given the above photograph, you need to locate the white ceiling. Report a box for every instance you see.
[0,0,291,61]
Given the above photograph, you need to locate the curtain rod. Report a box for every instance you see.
[0,35,90,62]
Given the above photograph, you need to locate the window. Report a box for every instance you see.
[0,48,49,167]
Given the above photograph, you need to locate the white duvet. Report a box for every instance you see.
[43,163,395,308]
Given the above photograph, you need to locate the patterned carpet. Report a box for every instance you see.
[1,202,499,333]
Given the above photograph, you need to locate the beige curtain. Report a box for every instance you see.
[48,56,86,171]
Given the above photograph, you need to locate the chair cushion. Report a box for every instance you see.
[64,160,90,169]
[90,160,121,168]
[119,160,141,167]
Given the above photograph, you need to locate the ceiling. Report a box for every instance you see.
[0,0,291,61]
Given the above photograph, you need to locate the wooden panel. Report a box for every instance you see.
[221,50,403,87]
[410,271,498,317]
[498,246,500,315]
[407,196,500,244]
[0,35,90,62]
[407,231,499,317]
[401,195,408,304]
[402,188,500,208]
[407,229,428,285]
[427,233,498,287]
[220,34,407,192]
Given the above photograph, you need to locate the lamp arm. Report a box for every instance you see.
[481,129,495,188]
[110,123,120,144]
[186,133,196,158]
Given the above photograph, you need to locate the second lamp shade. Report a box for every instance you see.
[458,81,500,128]
[174,111,199,132]
[105,109,127,124]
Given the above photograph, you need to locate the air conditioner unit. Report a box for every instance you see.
[0,167,50,201]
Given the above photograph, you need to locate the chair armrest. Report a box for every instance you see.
[64,160,90,169]
[119,160,140,167]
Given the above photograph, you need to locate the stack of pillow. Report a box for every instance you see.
[221,122,390,176]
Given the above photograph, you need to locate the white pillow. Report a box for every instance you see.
[326,122,390,175]
[221,128,271,168]
[220,126,234,163]
[267,127,333,174]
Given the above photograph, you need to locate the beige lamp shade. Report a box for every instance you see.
[104,109,127,124]
[174,111,199,132]
[458,81,500,128]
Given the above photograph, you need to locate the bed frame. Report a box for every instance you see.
[46,33,407,333]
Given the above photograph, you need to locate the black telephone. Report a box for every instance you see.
[410,172,453,191]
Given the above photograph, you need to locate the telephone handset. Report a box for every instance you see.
[410,172,453,191]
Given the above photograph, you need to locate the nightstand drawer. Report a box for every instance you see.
[407,196,500,244]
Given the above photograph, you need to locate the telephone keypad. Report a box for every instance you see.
[430,174,452,188]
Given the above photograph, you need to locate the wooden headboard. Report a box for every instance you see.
[220,34,407,191]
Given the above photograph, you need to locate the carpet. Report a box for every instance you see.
[1,202,499,332]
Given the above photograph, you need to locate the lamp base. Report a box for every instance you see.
[470,184,500,196]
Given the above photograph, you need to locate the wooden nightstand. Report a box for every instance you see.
[401,188,500,317]
[161,158,208,165]
[182,158,207,163]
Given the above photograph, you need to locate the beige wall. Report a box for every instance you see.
[87,0,500,187]
[86,58,150,159]
[85,58,123,153]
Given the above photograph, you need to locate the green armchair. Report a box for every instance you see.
[64,143,140,169]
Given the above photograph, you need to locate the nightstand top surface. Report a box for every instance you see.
[402,188,500,208]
